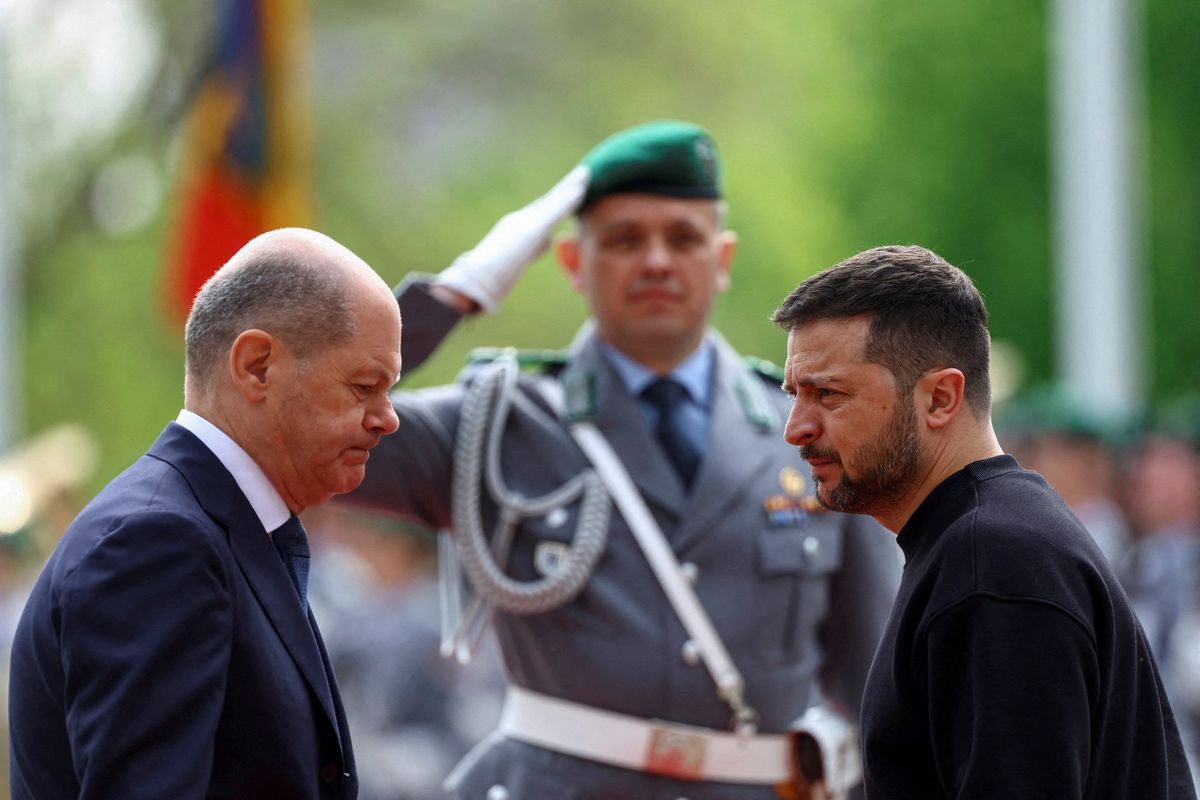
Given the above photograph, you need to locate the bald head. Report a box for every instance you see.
[184,228,394,401]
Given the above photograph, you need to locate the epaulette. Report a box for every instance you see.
[466,347,571,374]
[743,355,786,385]
[735,355,785,430]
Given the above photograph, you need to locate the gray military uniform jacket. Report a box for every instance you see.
[348,279,900,800]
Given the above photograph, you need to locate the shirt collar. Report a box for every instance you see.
[176,409,291,533]
[600,339,714,408]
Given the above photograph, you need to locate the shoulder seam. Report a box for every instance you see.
[921,591,1099,654]
[63,505,220,572]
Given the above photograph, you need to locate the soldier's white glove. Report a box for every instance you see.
[433,165,590,313]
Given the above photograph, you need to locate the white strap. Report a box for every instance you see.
[498,686,790,784]
[569,422,755,729]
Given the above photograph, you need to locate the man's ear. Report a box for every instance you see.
[918,367,966,430]
[555,234,585,293]
[716,231,738,293]
[228,329,278,403]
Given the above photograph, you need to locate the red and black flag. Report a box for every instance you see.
[165,0,312,323]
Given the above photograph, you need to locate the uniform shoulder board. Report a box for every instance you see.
[743,355,786,385]
[736,355,784,430]
[467,347,571,373]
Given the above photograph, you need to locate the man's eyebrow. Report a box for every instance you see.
[597,218,639,233]
[780,374,832,395]
[359,363,400,386]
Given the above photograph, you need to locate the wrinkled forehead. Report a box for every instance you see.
[785,317,872,373]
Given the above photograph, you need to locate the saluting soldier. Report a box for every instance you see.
[347,121,901,800]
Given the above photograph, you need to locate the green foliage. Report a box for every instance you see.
[23,212,183,489]
[1145,0,1200,397]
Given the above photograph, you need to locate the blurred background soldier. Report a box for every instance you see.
[998,385,1133,566]
[1119,397,1200,774]
[345,121,901,799]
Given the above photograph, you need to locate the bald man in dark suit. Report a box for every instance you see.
[9,228,402,799]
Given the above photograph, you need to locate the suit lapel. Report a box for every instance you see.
[562,335,687,519]
[674,336,776,551]
[225,513,342,746]
[148,424,343,751]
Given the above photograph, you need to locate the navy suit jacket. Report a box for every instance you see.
[9,423,357,799]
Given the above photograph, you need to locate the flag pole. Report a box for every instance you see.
[1050,0,1144,419]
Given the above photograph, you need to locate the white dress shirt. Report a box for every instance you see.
[175,409,291,534]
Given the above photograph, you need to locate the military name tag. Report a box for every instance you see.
[644,724,708,780]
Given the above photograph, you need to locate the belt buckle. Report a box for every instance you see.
[644,722,708,780]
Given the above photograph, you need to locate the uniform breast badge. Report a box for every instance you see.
[764,466,823,527]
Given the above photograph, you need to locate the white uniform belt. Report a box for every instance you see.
[498,686,791,784]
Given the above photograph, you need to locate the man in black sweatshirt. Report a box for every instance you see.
[771,245,1197,799]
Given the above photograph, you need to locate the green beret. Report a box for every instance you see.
[997,384,1130,444]
[1146,392,1200,447]
[579,120,722,211]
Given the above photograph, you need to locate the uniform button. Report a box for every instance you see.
[681,639,702,665]
[320,763,339,783]
[486,785,510,800]
[546,507,568,528]
[803,535,820,558]
[680,562,699,584]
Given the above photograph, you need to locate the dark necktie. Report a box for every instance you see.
[641,378,701,489]
[272,515,310,612]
